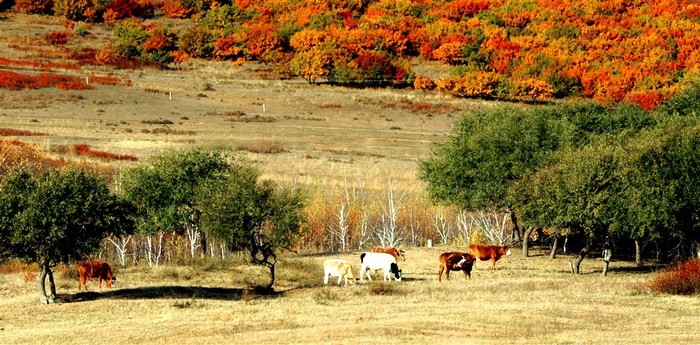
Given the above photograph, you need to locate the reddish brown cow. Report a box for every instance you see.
[371,246,406,261]
[77,261,115,291]
[467,244,511,271]
[438,252,476,282]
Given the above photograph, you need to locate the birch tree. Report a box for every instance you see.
[373,182,404,247]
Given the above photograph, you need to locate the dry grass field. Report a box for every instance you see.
[1,247,699,344]
[0,13,497,193]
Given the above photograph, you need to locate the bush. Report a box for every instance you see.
[13,0,53,14]
[649,260,700,295]
[53,0,99,21]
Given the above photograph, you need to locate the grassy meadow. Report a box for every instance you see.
[1,247,699,344]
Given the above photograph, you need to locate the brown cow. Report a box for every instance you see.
[371,246,406,261]
[438,252,476,282]
[77,261,115,291]
[467,244,511,271]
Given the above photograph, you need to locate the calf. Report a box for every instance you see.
[359,252,402,282]
[77,261,115,291]
[438,252,476,282]
[323,259,355,286]
[371,246,406,261]
[467,244,511,270]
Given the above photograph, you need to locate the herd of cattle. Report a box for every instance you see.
[74,244,511,291]
[323,244,512,286]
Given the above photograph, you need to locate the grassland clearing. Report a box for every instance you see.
[1,247,699,344]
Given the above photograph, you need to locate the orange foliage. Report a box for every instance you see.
[413,76,436,90]
[161,0,194,18]
[244,25,279,59]
[214,36,243,60]
[289,30,327,51]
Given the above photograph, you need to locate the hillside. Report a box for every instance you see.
[5,0,700,108]
[1,12,495,192]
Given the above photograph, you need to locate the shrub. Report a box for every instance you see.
[103,0,154,23]
[414,76,436,90]
[649,259,700,295]
[13,0,53,14]
[43,31,70,46]
[53,0,99,21]
[161,0,195,19]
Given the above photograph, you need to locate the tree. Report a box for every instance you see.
[120,149,232,263]
[0,168,134,304]
[200,161,305,289]
[419,105,568,255]
[511,143,626,273]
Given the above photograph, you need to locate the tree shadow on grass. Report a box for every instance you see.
[55,285,283,303]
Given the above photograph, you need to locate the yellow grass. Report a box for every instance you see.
[1,247,699,344]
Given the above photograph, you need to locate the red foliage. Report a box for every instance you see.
[628,91,668,111]
[649,259,700,295]
[104,0,154,22]
[447,0,490,20]
[0,128,48,136]
[13,0,53,14]
[71,144,138,161]
[0,71,92,91]
[44,31,70,46]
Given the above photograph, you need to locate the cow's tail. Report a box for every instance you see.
[360,253,366,263]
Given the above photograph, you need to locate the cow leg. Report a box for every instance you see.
[491,259,496,271]
[324,272,329,285]
[438,266,444,282]
[463,270,470,279]
[445,269,450,280]
[337,276,343,285]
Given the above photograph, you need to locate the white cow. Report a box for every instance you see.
[323,259,355,286]
[359,252,402,282]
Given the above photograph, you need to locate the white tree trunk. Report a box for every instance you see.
[107,235,132,267]
[432,208,453,245]
[187,225,200,258]
[373,182,404,247]
[328,202,349,251]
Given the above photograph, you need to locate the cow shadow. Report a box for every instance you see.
[56,285,282,303]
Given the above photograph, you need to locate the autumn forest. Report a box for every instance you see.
[3,0,700,109]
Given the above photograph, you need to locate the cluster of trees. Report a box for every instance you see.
[0,149,304,303]
[420,83,700,273]
[6,0,700,105]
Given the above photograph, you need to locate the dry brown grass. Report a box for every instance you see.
[1,247,699,344]
[0,13,475,194]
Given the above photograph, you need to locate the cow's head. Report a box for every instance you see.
[504,246,512,256]
[390,263,402,281]
[399,249,406,261]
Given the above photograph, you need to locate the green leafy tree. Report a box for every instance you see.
[419,105,568,254]
[120,149,232,262]
[0,168,134,304]
[511,142,625,273]
[200,161,305,289]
